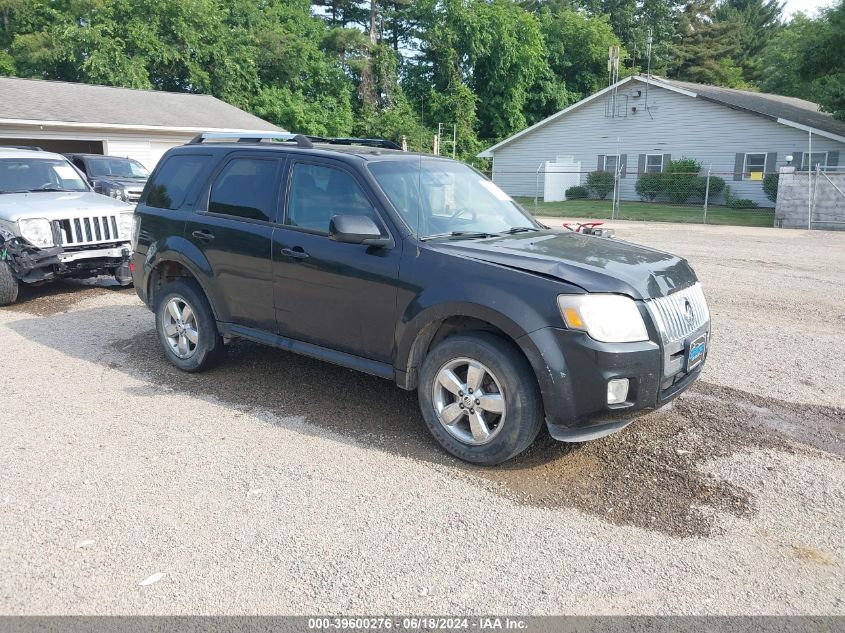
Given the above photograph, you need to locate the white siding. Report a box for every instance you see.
[490,81,845,207]
[103,135,186,170]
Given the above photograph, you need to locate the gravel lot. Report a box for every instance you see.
[1,221,843,614]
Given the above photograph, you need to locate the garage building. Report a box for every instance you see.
[0,76,283,170]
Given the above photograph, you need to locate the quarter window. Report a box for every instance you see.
[208,158,280,222]
[286,163,381,234]
[743,153,767,180]
[645,154,663,173]
[145,154,210,210]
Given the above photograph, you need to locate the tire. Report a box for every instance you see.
[154,279,224,372]
[0,261,19,306]
[418,331,544,465]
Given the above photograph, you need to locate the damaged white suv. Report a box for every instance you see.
[0,147,135,306]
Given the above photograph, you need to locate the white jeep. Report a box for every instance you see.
[0,147,135,306]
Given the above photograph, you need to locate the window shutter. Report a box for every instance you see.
[662,154,671,172]
[734,153,745,181]
[793,151,803,170]
[828,151,839,169]
[638,154,646,175]
[766,152,777,174]
[597,155,605,171]
[620,154,628,178]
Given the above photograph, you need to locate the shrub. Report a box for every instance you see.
[586,170,615,199]
[763,173,779,203]
[691,174,726,201]
[663,157,701,204]
[728,198,759,209]
[635,173,664,201]
[724,185,759,209]
[565,185,588,200]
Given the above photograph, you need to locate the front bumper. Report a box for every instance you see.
[518,323,708,442]
[1,238,132,284]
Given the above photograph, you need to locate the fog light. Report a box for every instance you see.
[607,379,629,405]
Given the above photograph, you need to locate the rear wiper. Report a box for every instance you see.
[422,231,497,241]
[500,226,539,235]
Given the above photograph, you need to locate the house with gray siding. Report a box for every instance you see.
[478,75,845,208]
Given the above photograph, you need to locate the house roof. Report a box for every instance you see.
[0,76,283,133]
[478,75,845,157]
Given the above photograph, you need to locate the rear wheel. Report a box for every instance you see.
[418,332,544,465]
[154,279,224,372]
[0,261,19,306]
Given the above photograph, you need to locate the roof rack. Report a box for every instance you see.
[187,132,403,151]
[188,132,315,148]
[311,137,403,151]
[0,145,44,151]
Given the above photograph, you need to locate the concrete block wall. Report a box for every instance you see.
[776,167,845,231]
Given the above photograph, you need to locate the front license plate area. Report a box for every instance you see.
[686,334,707,372]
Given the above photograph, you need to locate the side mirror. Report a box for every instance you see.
[329,214,390,247]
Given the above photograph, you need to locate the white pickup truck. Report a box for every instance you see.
[0,147,135,305]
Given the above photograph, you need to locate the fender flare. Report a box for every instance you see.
[143,236,228,322]
[394,300,543,390]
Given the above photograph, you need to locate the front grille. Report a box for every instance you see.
[126,190,143,203]
[645,282,709,344]
[56,216,121,246]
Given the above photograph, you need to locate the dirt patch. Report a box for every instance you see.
[113,331,842,538]
[791,545,835,566]
[2,279,134,316]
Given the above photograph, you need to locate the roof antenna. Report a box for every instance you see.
[645,28,654,120]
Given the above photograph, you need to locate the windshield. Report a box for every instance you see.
[368,158,540,239]
[86,157,149,179]
[0,158,89,193]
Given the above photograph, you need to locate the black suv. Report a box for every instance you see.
[66,153,150,203]
[131,132,710,465]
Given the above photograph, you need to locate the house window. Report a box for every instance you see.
[645,154,663,173]
[602,154,619,173]
[800,152,827,172]
[743,153,767,180]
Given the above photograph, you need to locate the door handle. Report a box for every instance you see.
[281,246,310,260]
[192,229,215,242]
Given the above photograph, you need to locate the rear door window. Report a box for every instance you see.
[208,158,281,223]
[144,154,210,210]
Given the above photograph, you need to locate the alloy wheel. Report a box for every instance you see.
[432,357,506,445]
[163,296,199,359]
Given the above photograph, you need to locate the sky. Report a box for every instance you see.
[783,0,836,18]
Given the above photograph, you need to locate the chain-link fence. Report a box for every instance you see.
[482,166,781,228]
[476,147,845,228]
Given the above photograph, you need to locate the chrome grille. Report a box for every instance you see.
[645,283,709,344]
[56,215,122,246]
[126,189,143,203]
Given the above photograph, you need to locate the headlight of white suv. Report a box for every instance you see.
[557,294,649,343]
[18,218,54,248]
[118,212,135,240]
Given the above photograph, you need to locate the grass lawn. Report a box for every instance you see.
[516,197,776,228]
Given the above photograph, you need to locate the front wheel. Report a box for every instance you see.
[0,261,20,306]
[154,279,224,372]
[418,332,544,465]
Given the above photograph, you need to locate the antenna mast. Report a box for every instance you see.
[645,28,653,116]
[607,46,621,117]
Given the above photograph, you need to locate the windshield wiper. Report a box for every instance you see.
[422,231,498,241]
[26,187,77,193]
[500,226,539,235]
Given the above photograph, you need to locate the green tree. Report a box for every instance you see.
[798,0,845,120]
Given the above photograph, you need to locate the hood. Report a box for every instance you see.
[430,230,698,299]
[0,191,133,222]
[91,176,147,190]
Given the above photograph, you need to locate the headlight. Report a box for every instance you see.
[103,184,127,201]
[18,218,54,248]
[118,212,135,240]
[557,294,649,343]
